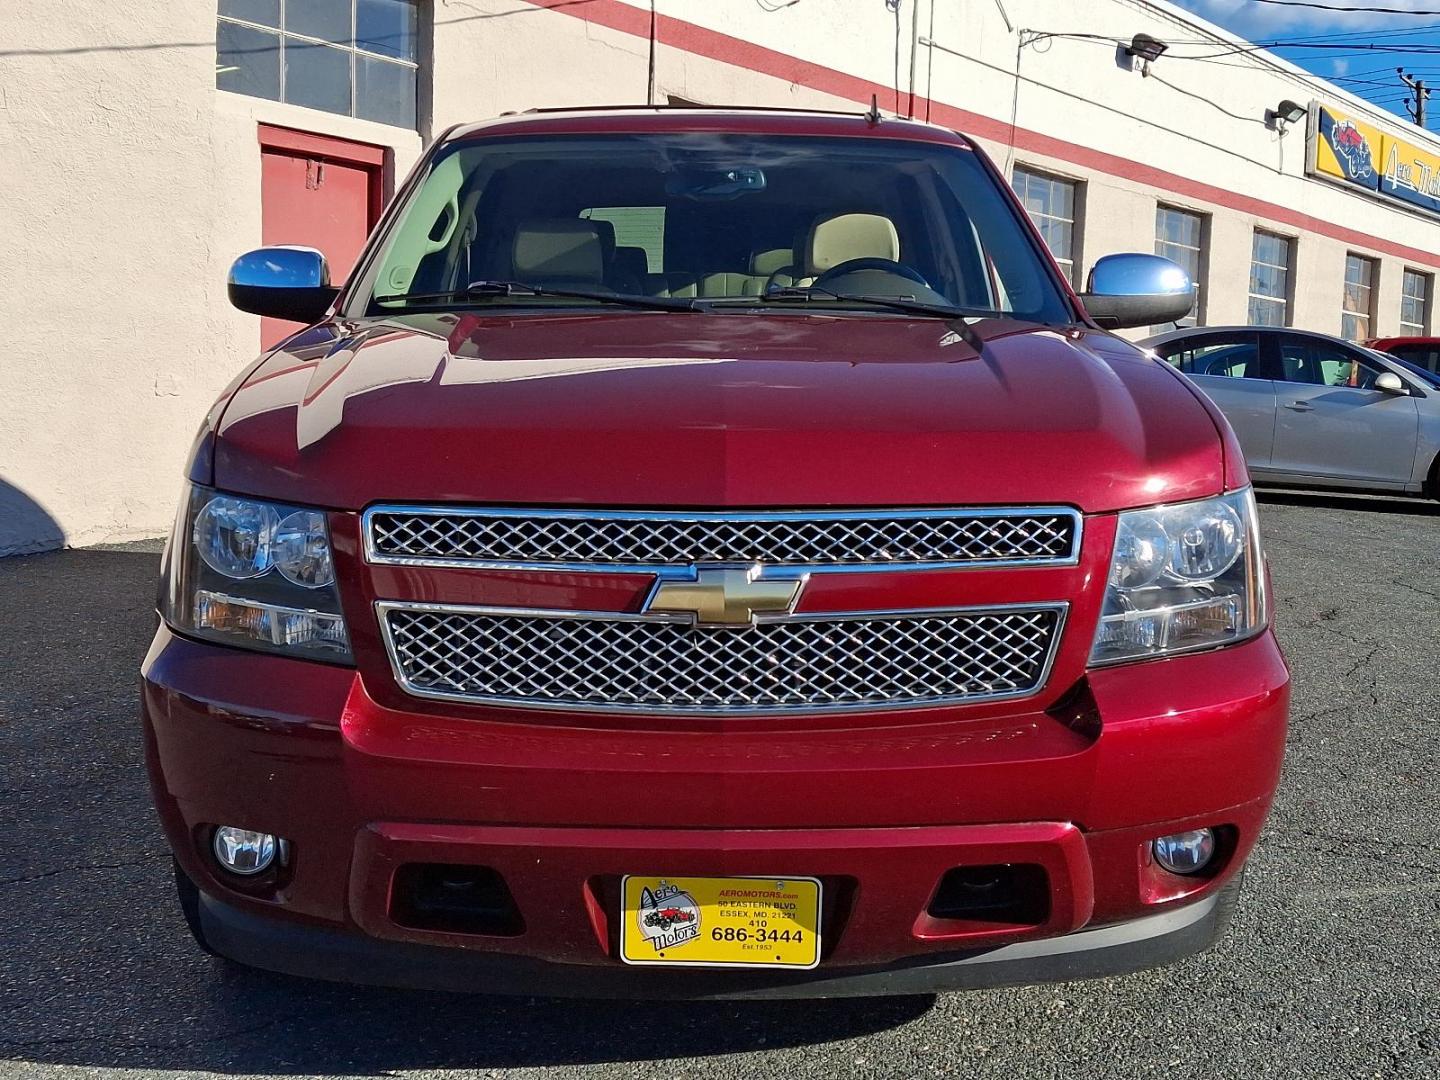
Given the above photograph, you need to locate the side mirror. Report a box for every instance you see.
[1374,371,1408,395]
[1079,253,1195,330]
[227,246,339,324]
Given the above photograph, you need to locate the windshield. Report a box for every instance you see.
[354,132,1074,322]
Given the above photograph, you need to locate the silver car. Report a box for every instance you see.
[1140,326,1440,499]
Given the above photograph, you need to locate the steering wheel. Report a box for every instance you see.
[812,258,931,290]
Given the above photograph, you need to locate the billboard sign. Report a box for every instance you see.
[1309,101,1440,217]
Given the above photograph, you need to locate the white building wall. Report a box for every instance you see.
[3,0,1440,555]
[0,1,421,554]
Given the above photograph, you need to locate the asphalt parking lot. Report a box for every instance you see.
[1,491,1436,1080]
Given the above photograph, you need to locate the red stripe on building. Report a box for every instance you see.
[518,0,1440,271]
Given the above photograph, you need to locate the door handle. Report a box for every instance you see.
[1283,401,1314,412]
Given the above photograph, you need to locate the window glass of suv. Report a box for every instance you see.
[580,206,666,273]
[1384,351,1440,389]
[359,133,1075,323]
[1383,342,1440,376]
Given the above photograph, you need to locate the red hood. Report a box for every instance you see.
[211,311,1227,513]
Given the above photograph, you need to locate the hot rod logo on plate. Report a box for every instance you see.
[636,881,701,952]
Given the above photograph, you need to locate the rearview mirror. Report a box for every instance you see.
[664,165,767,200]
[1374,371,1408,395]
[1079,253,1195,330]
[227,246,339,324]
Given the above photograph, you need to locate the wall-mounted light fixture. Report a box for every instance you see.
[1276,100,1307,124]
[1126,33,1168,63]
[1124,33,1167,77]
[1269,99,1308,133]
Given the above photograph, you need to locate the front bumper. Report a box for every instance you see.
[142,625,1287,996]
[194,873,1240,999]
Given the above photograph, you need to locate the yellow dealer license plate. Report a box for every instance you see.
[619,875,822,969]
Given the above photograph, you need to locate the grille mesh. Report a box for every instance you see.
[382,606,1063,714]
[367,509,1078,569]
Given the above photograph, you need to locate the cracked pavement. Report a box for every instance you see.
[0,492,1437,1079]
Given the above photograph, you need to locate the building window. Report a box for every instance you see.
[1341,254,1378,341]
[1012,166,1080,286]
[1401,268,1431,335]
[1154,205,1205,330]
[216,0,419,129]
[1248,230,1292,327]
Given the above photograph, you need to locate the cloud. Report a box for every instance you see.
[1172,0,1438,39]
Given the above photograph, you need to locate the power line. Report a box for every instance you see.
[1022,27,1440,125]
[1255,20,1440,42]
[1183,42,1440,59]
[1253,1,1440,13]
[1334,63,1440,77]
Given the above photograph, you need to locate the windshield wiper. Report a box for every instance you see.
[754,284,997,351]
[373,279,701,313]
[753,285,982,321]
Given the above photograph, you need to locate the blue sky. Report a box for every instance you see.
[1172,0,1440,127]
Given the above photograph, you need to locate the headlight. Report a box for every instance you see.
[159,484,351,663]
[1090,488,1266,665]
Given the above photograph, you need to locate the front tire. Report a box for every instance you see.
[173,858,226,959]
[1210,867,1245,938]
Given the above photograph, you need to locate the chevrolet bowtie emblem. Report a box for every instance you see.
[645,566,805,628]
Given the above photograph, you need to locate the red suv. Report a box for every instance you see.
[143,108,1288,997]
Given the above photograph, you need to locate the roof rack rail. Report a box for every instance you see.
[518,102,906,120]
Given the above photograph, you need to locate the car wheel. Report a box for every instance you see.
[1210,866,1246,939]
[1428,454,1440,501]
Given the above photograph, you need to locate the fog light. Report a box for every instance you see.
[212,826,277,875]
[1152,828,1216,875]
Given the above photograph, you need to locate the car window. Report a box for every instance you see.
[1385,343,1440,375]
[357,133,1074,321]
[1279,337,1386,389]
[1154,334,1262,379]
[1367,348,1440,390]
[1400,359,1440,389]
[579,206,666,273]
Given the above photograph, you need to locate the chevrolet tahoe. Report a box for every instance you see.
[142,107,1289,998]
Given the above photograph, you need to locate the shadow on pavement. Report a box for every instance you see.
[1256,487,1438,516]
[0,547,932,1075]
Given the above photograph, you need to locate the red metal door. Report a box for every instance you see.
[259,126,387,347]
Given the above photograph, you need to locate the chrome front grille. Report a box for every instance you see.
[365,506,1081,572]
[378,603,1067,715]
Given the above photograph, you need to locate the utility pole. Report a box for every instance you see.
[1399,68,1430,127]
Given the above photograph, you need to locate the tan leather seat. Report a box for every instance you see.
[645,272,699,298]
[768,213,901,290]
[645,249,796,299]
[698,272,757,297]
[512,219,607,285]
[749,247,792,279]
[612,245,650,284]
